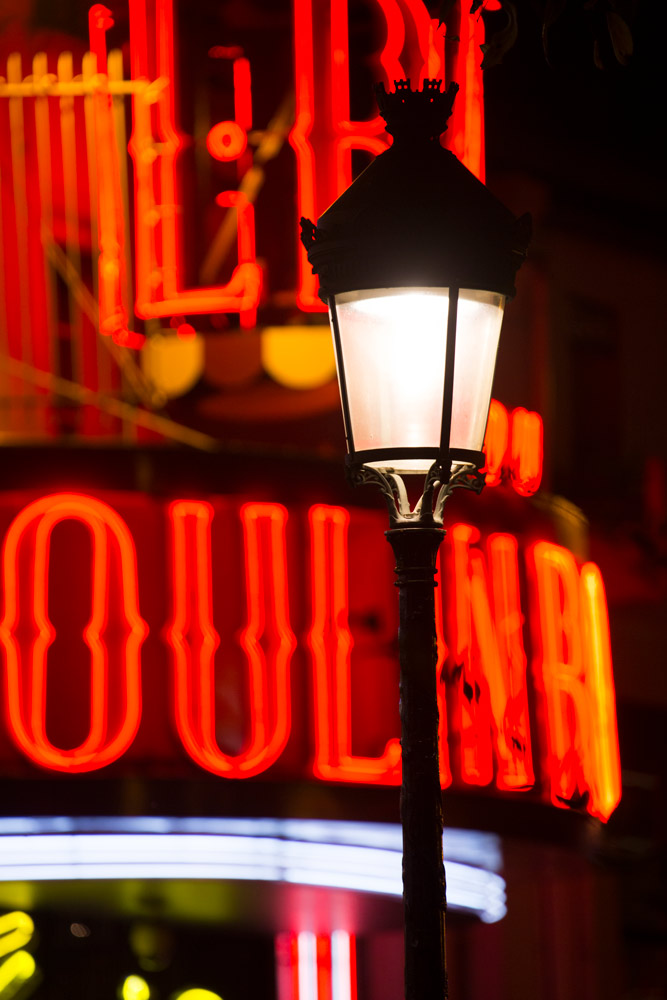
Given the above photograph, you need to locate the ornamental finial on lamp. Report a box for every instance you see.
[374,79,459,143]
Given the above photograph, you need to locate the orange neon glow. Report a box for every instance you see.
[0,493,146,772]
[88,13,144,350]
[434,551,453,787]
[206,55,252,169]
[214,192,260,329]
[487,533,535,789]
[510,407,544,496]
[480,400,543,494]
[308,505,401,784]
[206,121,247,162]
[482,398,509,488]
[448,524,492,785]
[88,5,114,75]
[167,500,295,777]
[442,2,485,182]
[448,524,534,789]
[579,563,622,820]
[317,934,332,1000]
[128,0,261,322]
[529,541,600,811]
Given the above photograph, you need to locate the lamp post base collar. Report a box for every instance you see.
[346,460,485,528]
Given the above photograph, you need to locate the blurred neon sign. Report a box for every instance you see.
[0,476,620,822]
[120,0,491,324]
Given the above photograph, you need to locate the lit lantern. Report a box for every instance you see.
[301,80,530,477]
[300,79,531,1000]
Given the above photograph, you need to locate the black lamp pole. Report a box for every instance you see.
[389,519,449,1000]
[351,461,487,1000]
[301,79,529,1000]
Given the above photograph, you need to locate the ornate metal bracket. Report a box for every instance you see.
[347,460,485,529]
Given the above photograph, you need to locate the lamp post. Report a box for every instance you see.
[301,79,529,1000]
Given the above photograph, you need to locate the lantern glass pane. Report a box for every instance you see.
[451,289,506,453]
[333,288,450,472]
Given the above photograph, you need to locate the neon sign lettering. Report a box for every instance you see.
[126,0,262,324]
[482,400,543,496]
[309,504,401,784]
[528,542,621,817]
[119,0,492,321]
[167,500,295,777]
[0,491,620,820]
[0,493,146,773]
[446,525,534,790]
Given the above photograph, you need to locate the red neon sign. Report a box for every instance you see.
[528,541,621,818]
[167,500,295,777]
[482,400,543,496]
[0,491,621,820]
[445,525,534,790]
[118,0,490,320]
[127,0,262,325]
[309,505,401,784]
[0,494,146,772]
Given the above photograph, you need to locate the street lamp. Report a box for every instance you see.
[301,79,530,1000]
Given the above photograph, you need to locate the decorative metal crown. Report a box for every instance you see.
[374,78,459,143]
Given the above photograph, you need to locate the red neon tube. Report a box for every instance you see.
[168,500,295,777]
[308,504,401,784]
[0,493,146,772]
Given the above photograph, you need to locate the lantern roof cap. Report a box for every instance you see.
[301,80,530,301]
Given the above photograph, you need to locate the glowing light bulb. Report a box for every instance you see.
[176,991,224,1000]
[121,975,150,1000]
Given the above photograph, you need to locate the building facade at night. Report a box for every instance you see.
[0,2,664,999]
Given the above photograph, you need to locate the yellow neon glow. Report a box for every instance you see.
[0,951,36,999]
[121,974,151,1000]
[175,990,223,1000]
[0,913,34,959]
[261,327,336,389]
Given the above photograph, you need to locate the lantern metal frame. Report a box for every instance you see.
[328,281,487,487]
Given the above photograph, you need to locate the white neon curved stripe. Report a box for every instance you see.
[0,818,506,923]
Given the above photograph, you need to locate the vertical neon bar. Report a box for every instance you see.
[580,563,621,820]
[128,0,261,320]
[6,53,38,434]
[434,550,453,787]
[316,935,332,1000]
[529,541,595,811]
[298,932,318,1000]
[487,533,535,789]
[448,523,494,785]
[331,931,356,1000]
[309,505,401,784]
[31,53,57,415]
[482,399,509,488]
[57,53,85,387]
[510,407,544,496]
